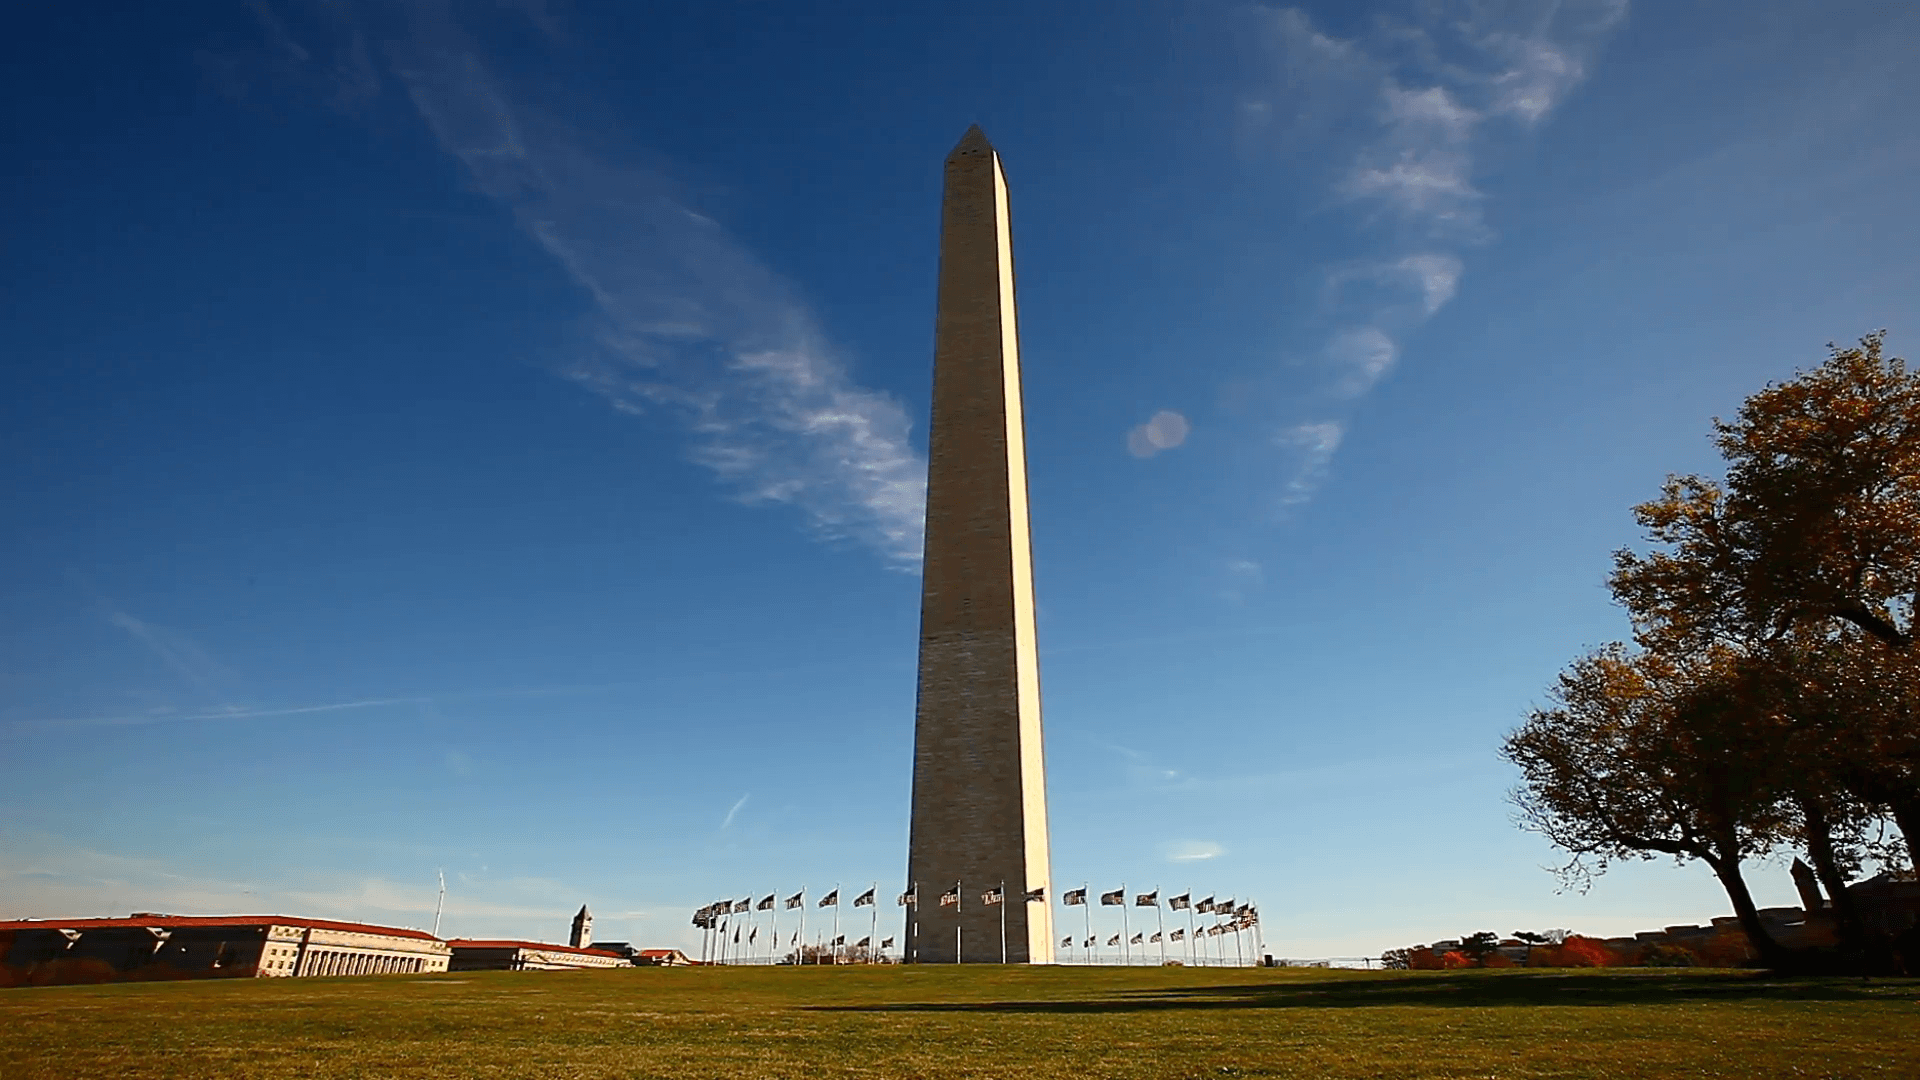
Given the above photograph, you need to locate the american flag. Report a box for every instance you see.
[819,889,839,908]
[853,887,876,908]
[1169,893,1192,911]
[1135,891,1158,907]
[1062,888,1087,906]
[898,885,917,907]
[939,885,960,907]
[785,892,804,910]
[1025,886,1047,903]
[757,895,775,911]
[1100,889,1125,906]
[981,886,1004,906]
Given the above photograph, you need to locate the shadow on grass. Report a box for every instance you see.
[802,971,1920,1014]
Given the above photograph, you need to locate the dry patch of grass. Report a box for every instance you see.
[3,965,1917,1078]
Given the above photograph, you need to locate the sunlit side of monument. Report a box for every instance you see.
[905,126,1054,964]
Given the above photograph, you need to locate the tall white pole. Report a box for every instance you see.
[1186,891,1196,967]
[1120,884,1130,966]
[999,880,1007,964]
[433,870,445,939]
[1081,884,1091,967]
[1155,891,1166,965]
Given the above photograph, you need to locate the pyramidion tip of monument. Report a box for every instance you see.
[949,124,995,159]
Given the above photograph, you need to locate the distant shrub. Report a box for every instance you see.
[1552,936,1620,968]
[1481,951,1517,968]
[1439,951,1474,969]
[1641,944,1699,967]
[1694,934,1756,967]
[1378,949,1411,970]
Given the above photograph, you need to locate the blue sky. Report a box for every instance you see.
[4,0,1918,958]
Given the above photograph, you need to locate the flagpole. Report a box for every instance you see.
[1186,889,1196,966]
[999,880,1007,964]
[1155,888,1166,965]
[1081,883,1091,968]
[832,884,841,966]
[954,880,962,965]
[798,887,807,965]
[1120,883,1130,967]
[869,881,878,965]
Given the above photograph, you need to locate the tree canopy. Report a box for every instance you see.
[1508,332,1920,973]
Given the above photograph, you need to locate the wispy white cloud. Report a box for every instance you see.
[108,611,232,695]
[1278,420,1346,505]
[1165,840,1225,863]
[7,696,421,734]
[1255,2,1627,506]
[241,3,928,568]
[284,877,563,922]
[720,793,750,830]
[1126,409,1191,459]
[1325,327,1400,397]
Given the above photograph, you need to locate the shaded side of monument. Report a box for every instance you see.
[905,126,1054,964]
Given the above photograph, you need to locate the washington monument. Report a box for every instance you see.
[905,126,1054,964]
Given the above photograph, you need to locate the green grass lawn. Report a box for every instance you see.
[4,965,1917,1079]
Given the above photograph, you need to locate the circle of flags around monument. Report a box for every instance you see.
[691,883,1262,965]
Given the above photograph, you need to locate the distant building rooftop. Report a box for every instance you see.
[446,939,622,959]
[0,915,439,941]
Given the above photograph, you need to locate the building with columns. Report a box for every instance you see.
[0,914,450,987]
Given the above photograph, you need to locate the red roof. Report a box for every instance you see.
[0,915,441,942]
[446,939,623,958]
[638,949,687,957]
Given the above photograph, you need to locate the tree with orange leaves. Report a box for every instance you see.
[1613,332,1920,651]
[1510,333,1920,972]
[1503,644,1797,969]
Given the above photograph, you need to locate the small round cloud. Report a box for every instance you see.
[1145,410,1190,449]
[1128,410,1191,458]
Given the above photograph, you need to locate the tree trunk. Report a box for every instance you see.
[1705,853,1794,969]
[1798,795,1867,948]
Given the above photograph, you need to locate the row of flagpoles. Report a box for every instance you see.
[690,884,1264,966]
[1058,886,1263,967]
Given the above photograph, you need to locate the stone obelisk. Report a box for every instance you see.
[905,126,1053,964]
